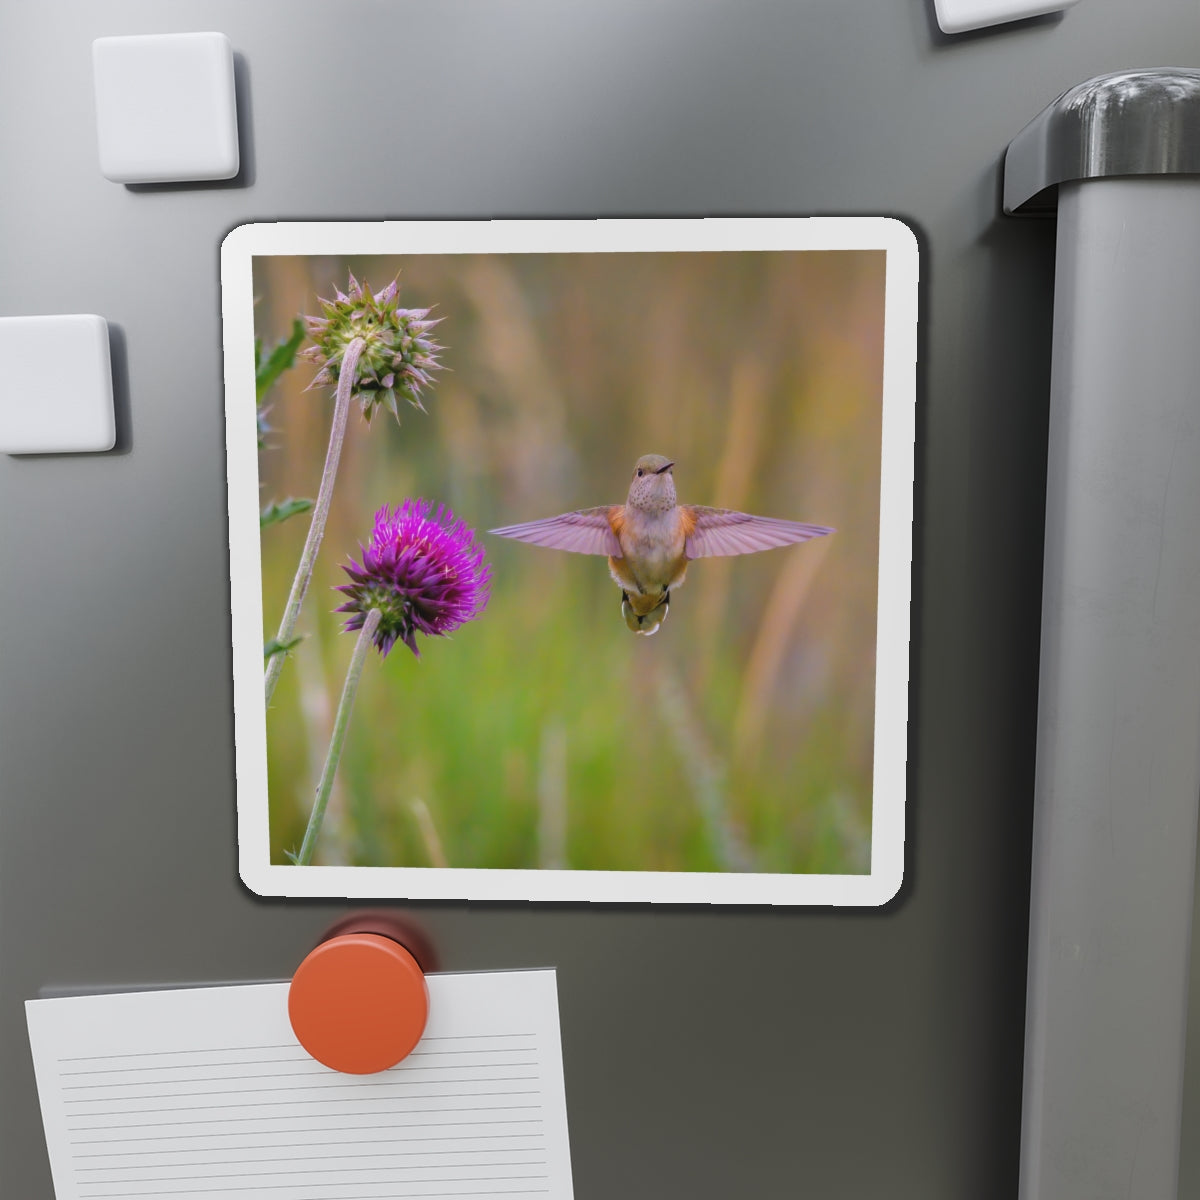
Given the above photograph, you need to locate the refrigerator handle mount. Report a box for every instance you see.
[1004,67,1200,215]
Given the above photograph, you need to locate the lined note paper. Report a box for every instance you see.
[27,970,573,1200]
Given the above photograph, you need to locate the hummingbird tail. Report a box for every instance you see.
[621,590,670,636]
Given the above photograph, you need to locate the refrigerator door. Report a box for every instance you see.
[2,3,1199,1198]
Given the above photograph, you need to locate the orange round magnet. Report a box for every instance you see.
[288,932,429,1074]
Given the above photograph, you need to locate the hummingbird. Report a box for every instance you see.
[489,454,834,636]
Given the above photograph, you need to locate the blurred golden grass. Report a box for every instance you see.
[255,248,884,875]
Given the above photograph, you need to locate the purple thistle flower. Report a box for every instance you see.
[336,500,492,658]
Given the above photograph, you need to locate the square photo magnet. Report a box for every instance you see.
[221,218,917,905]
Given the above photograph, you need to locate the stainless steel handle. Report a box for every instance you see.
[1005,69,1200,1200]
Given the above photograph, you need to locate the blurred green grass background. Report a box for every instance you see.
[253,248,885,874]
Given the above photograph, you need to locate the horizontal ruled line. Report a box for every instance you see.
[67,1091,539,1120]
[391,1069,539,1079]
[77,1174,550,1191]
[79,1153,547,1170]
[60,1046,297,1062]
[60,1059,313,1077]
[61,1050,536,1079]
[419,1035,536,1042]
[65,1076,539,1099]
[69,1116,544,1133]
[73,1132,547,1150]
[69,1094,541,1116]
[60,1070,540,1099]
[73,1145,545,1163]
[76,1166,549,1182]
[62,1036,536,1067]
[68,1090,542,1111]
[407,1049,536,1058]
[70,1104,544,1123]
[80,1188,549,1199]
[67,1099,542,1121]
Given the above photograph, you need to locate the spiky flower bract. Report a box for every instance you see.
[301,273,444,424]
[256,403,271,450]
[337,500,492,658]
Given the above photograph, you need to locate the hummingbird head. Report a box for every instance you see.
[627,454,676,512]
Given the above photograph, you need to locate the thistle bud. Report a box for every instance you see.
[301,274,444,423]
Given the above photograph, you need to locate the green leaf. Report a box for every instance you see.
[255,318,306,402]
[260,496,314,529]
[264,634,304,661]
[283,847,301,865]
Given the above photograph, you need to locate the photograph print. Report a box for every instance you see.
[222,218,916,905]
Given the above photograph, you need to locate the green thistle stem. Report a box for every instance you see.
[297,607,381,865]
[265,336,365,705]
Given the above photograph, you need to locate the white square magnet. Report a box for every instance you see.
[934,0,1081,33]
[92,32,239,184]
[0,316,115,454]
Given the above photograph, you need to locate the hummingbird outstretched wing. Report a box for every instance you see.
[682,506,834,559]
[489,506,623,556]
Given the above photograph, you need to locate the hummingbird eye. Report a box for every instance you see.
[636,468,644,477]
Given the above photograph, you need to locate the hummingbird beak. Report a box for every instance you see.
[655,461,674,474]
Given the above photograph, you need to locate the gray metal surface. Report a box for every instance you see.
[1005,68,1200,213]
[2,3,1200,1198]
